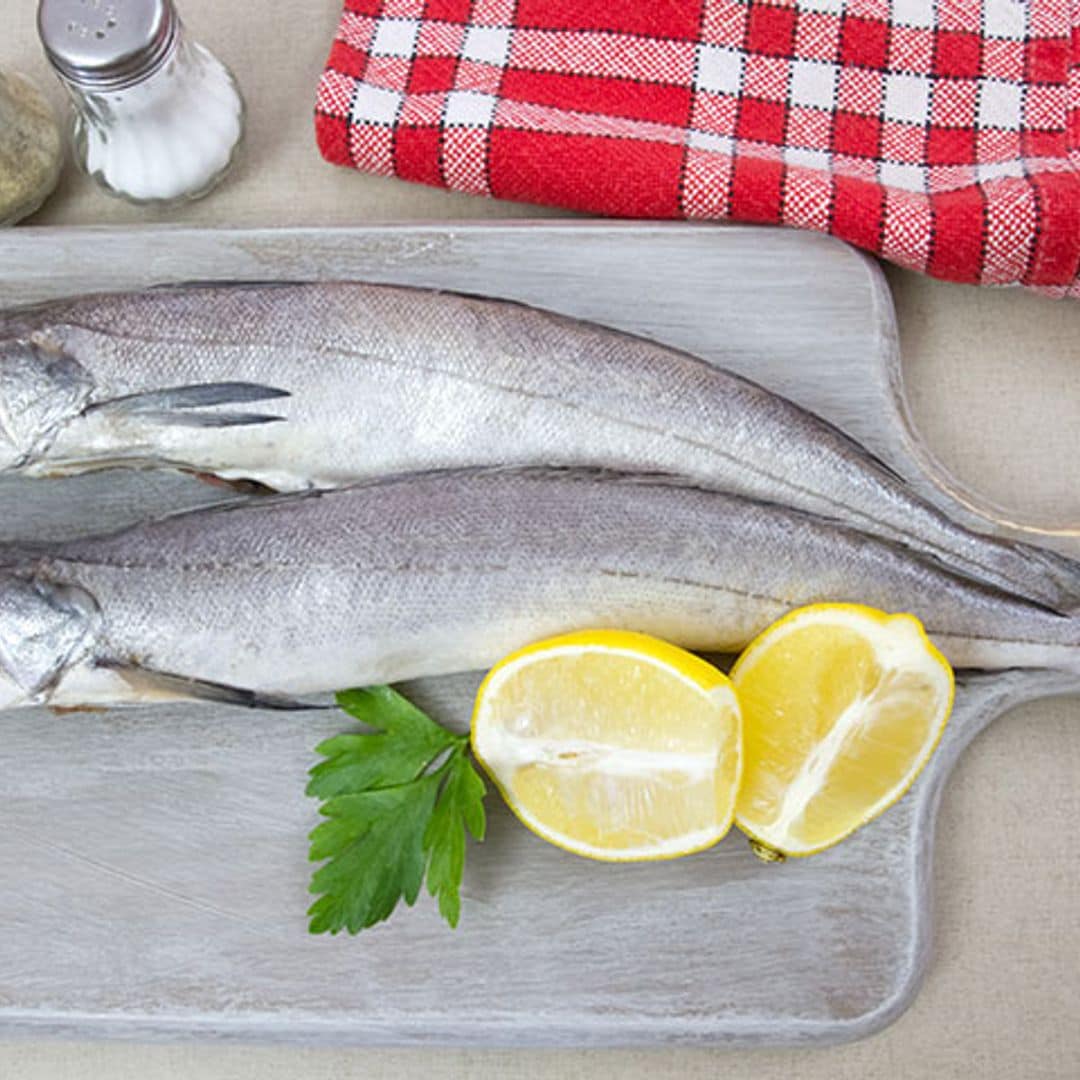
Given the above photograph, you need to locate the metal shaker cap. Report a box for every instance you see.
[38,0,178,90]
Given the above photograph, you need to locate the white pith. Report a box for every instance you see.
[735,608,952,854]
[474,642,741,861]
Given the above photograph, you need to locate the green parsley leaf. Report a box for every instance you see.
[307,686,459,800]
[424,749,487,928]
[307,685,487,935]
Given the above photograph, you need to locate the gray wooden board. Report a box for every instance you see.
[0,223,1075,1048]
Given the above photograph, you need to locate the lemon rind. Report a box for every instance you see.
[472,629,742,863]
[731,603,955,858]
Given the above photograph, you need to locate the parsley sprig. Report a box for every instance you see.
[307,686,486,935]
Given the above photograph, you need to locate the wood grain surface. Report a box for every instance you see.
[0,224,1075,1048]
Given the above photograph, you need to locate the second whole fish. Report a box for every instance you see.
[1,469,1077,712]
[0,282,1077,612]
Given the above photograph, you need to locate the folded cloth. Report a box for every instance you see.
[316,1,1080,296]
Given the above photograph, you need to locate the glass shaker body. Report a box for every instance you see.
[70,34,244,205]
[39,0,245,207]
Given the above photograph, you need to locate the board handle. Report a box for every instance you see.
[886,357,1079,541]
[866,270,1079,543]
[691,246,1078,546]
[935,669,1080,771]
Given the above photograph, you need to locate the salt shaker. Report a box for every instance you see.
[38,0,244,206]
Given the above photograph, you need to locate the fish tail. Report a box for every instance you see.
[1024,542,1080,615]
[923,519,1080,617]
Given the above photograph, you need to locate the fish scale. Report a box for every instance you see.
[0,469,1076,711]
[0,281,1078,612]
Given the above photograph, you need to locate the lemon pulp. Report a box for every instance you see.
[732,603,954,857]
[472,630,742,861]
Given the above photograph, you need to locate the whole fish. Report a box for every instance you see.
[0,283,1076,613]
[1,469,1076,711]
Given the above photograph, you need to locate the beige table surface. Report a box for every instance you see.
[2,3,1079,1077]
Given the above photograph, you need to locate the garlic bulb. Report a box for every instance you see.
[0,70,63,226]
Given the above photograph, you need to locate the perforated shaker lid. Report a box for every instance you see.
[38,0,178,90]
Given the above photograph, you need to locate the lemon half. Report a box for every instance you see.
[471,630,742,861]
[732,603,954,858]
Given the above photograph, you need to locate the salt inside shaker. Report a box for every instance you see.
[38,0,244,205]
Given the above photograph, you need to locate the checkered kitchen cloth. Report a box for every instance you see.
[316,1,1080,295]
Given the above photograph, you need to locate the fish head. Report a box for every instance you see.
[0,573,101,709]
[0,338,95,472]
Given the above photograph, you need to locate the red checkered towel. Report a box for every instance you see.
[316,1,1080,296]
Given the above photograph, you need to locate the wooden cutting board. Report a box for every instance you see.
[0,223,1074,1048]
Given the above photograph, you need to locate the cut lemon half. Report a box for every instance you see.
[732,603,954,859]
[471,630,741,861]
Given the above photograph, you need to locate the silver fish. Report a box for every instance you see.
[0,282,1076,612]
[1,469,1076,711]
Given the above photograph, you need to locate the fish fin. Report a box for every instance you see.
[83,382,290,429]
[135,410,286,429]
[96,659,325,711]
